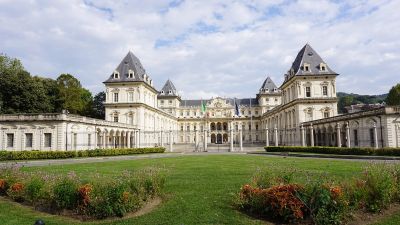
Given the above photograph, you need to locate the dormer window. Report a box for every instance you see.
[169,90,172,94]
[320,63,326,71]
[265,88,269,92]
[161,90,164,94]
[128,69,134,78]
[113,71,119,79]
[303,63,310,72]
[273,88,277,92]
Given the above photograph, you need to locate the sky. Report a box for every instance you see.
[0,0,399,99]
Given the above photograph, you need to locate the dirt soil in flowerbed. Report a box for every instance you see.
[241,203,400,225]
[0,196,162,222]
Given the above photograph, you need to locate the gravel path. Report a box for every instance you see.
[0,150,398,168]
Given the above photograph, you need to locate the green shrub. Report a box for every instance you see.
[361,164,396,212]
[264,146,400,156]
[0,166,165,219]
[25,177,45,204]
[237,164,400,224]
[53,178,79,210]
[0,147,166,161]
[301,181,348,225]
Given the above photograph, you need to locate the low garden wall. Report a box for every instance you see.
[0,166,165,219]
[0,147,166,161]
[265,146,400,156]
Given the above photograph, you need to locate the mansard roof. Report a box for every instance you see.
[260,76,279,93]
[289,44,337,76]
[159,79,178,97]
[180,98,259,107]
[104,51,147,83]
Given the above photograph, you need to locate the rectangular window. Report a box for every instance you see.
[88,134,91,147]
[44,133,52,147]
[25,133,33,147]
[114,93,119,102]
[114,116,119,122]
[323,112,329,118]
[354,130,359,146]
[322,86,328,96]
[187,126,190,131]
[169,100,172,104]
[7,133,14,147]
[186,111,189,116]
[194,125,197,131]
[306,87,311,97]
[181,126,184,131]
[160,100,164,104]
[256,125,259,130]
[369,128,375,147]
[248,125,252,130]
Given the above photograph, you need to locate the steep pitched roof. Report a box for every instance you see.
[289,44,337,76]
[159,79,178,96]
[104,51,147,83]
[260,76,279,93]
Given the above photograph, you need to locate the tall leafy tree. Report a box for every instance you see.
[386,83,400,106]
[56,74,86,114]
[92,91,106,119]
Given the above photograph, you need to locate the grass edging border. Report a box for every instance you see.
[0,147,166,161]
[250,151,400,160]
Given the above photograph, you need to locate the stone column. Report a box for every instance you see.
[127,131,131,148]
[195,129,199,151]
[274,125,278,146]
[169,130,173,152]
[204,130,208,151]
[346,122,350,148]
[230,122,234,152]
[336,123,341,147]
[239,128,243,151]
[160,131,163,147]
[265,127,269,147]
[301,124,305,147]
[310,124,314,147]
[373,123,378,149]
[137,130,140,148]
[102,132,106,149]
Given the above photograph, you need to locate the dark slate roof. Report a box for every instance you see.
[289,44,337,76]
[159,79,178,96]
[260,76,279,93]
[104,51,147,83]
[180,98,259,107]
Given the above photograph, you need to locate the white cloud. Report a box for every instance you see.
[0,0,399,98]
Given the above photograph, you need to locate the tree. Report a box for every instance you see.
[386,83,400,106]
[56,74,86,114]
[92,91,105,119]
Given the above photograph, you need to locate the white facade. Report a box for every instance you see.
[0,44,399,151]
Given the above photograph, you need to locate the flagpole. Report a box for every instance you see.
[250,98,253,146]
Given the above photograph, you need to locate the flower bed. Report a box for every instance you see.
[236,164,400,225]
[0,147,165,161]
[0,166,165,219]
[264,146,400,156]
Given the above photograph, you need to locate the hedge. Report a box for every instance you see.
[264,146,400,156]
[0,147,165,161]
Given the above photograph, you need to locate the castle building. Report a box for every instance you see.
[0,44,399,151]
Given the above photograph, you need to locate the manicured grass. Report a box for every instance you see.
[0,154,399,224]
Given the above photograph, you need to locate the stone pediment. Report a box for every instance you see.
[208,97,232,109]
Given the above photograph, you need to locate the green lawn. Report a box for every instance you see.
[0,154,399,225]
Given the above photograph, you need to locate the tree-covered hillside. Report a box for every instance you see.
[337,92,387,113]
